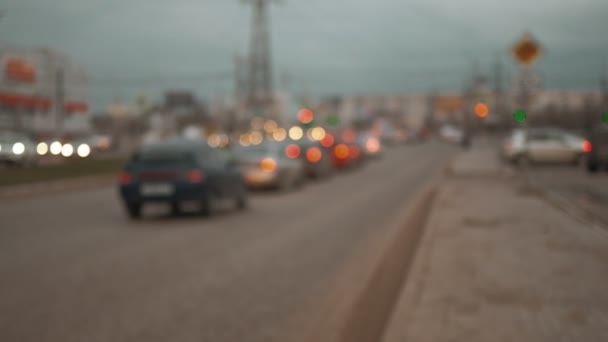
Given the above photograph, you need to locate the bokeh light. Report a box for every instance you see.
[306,147,322,163]
[36,142,48,155]
[12,142,25,155]
[285,144,301,159]
[239,134,251,146]
[334,144,349,159]
[250,131,264,145]
[310,127,326,141]
[603,112,608,124]
[474,103,489,118]
[50,141,62,155]
[272,128,287,141]
[321,133,335,148]
[77,144,91,158]
[264,120,278,132]
[289,126,303,140]
[297,108,314,124]
[513,109,527,123]
[61,143,74,157]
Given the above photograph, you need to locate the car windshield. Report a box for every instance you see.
[131,146,198,167]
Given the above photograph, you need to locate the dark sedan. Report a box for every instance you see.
[119,140,248,219]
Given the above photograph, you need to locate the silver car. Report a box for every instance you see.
[0,132,37,166]
[233,141,305,190]
[501,128,586,165]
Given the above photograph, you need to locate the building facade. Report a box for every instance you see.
[0,45,89,138]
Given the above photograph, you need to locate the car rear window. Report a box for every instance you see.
[130,148,198,168]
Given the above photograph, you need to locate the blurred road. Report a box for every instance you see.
[0,142,454,342]
[526,166,608,226]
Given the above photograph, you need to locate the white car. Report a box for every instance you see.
[0,132,38,166]
[439,125,464,144]
[501,128,587,165]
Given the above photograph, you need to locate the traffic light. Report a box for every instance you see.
[474,103,489,118]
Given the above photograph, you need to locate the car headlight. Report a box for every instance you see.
[12,142,25,155]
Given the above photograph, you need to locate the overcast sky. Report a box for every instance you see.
[2,0,607,110]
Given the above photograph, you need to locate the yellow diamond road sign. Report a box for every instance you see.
[512,33,542,65]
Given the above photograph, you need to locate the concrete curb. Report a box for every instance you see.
[0,174,116,200]
[292,179,440,342]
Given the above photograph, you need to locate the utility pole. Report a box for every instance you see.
[54,67,65,140]
[234,54,248,101]
[244,0,277,121]
[493,54,505,130]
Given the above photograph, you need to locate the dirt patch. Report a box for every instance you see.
[517,184,545,198]
[563,308,588,326]
[475,286,544,312]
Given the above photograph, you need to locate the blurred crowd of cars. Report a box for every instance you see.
[0,131,114,167]
[117,125,425,219]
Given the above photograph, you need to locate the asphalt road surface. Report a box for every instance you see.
[0,142,455,342]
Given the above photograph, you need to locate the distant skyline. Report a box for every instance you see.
[2,0,608,110]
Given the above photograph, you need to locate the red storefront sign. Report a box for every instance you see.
[0,92,87,113]
[5,58,37,83]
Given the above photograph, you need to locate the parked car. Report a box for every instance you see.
[357,132,382,159]
[586,125,608,173]
[118,139,248,219]
[233,141,305,190]
[501,128,587,165]
[0,131,37,166]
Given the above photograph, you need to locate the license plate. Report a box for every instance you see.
[140,183,174,196]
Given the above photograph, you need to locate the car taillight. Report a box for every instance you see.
[260,157,277,172]
[285,144,301,159]
[366,137,380,153]
[321,133,335,148]
[188,169,205,183]
[350,145,361,159]
[119,171,131,185]
[334,144,349,159]
[306,147,322,163]
[582,140,592,153]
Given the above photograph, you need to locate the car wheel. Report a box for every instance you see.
[126,203,142,219]
[235,187,248,210]
[587,161,599,173]
[572,154,584,166]
[200,195,213,217]
[517,154,531,168]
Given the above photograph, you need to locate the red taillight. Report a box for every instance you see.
[321,133,335,148]
[334,144,349,159]
[349,145,361,159]
[285,144,301,159]
[306,147,322,163]
[119,171,131,185]
[188,169,204,183]
[582,140,592,153]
